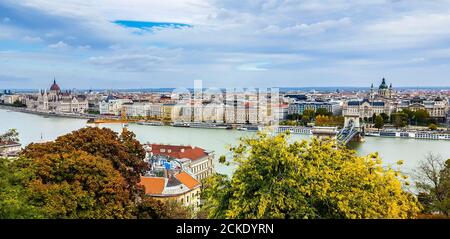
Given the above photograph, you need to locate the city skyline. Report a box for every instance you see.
[2,0,450,89]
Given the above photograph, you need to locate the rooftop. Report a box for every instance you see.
[147,144,209,161]
[139,172,200,197]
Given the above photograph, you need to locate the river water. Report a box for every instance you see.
[1,108,449,176]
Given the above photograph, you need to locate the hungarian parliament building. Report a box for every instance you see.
[26,79,89,113]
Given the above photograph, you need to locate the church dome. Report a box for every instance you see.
[379,78,388,89]
[50,79,60,91]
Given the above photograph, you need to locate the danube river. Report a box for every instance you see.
[1,108,450,176]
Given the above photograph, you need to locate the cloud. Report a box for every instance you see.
[2,0,450,88]
[236,63,269,71]
[89,54,165,71]
[0,74,32,83]
[48,41,70,50]
[260,18,351,36]
[22,35,43,43]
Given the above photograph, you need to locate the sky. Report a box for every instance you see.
[1,0,450,89]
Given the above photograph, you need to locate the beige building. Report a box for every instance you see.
[139,172,201,209]
[0,141,21,157]
[26,79,88,113]
[342,99,392,119]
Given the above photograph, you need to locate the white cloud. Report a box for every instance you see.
[260,18,351,36]
[48,41,70,50]
[236,63,268,71]
[22,35,43,43]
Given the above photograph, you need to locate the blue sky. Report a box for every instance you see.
[1,0,450,89]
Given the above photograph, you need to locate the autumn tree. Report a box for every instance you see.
[13,151,134,219]
[22,127,148,193]
[315,115,344,127]
[3,127,190,219]
[202,132,421,219]
[415,153,450,216]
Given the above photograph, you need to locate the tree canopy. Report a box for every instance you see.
[374,115,384,129]
[1,127,189,219]
[202,132,421,219]
[415,153,450,216]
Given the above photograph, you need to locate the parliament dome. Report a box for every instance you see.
[50,79,60,91]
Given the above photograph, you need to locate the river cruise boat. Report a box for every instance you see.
[172,122,231,129]
[275,126,313,135]
[365,130,450,140]
[136,121,164,126]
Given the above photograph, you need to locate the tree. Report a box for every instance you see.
[401,109,415,125]
[374,115,384,129]
[202,133,420,219]
[371,113,377,124]
[315,115,344,127]
[391,112,408,128]
[135,197,192,219]
[428,124,438,131]
[414,109,430,126]
[22,127,148,193]
[315,108,331,117]
[380,113,389,123]
[1,127,187,219]
[415,153,450,216]
[14,151,134,219]
[0,158,44,219]
[0,129,19,143]
[301,109,315,125]
[287,113,301,121]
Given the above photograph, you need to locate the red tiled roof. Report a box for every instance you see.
[175,172,200,190]
[139,177,165,195]
[148,144,208,161]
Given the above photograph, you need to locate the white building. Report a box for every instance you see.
[26,79,88,113]
[99,96,132,115]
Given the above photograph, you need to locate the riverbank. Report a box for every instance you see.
[0,104,102,120]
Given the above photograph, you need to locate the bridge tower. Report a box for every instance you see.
[344,115,361,129]
[336,114,364,145]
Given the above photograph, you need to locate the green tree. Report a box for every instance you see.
[0,158,44,219]
[380,113,390,123]
[202,133,420,219]
[391,112,408,128]
[414,109,430,126]
[301,109,315,125]
[401,109,415,125]
[374,115,384,129]
[415,153,450,216]
[315,108,331,117]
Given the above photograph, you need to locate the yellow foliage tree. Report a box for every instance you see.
[202,132,421,219]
